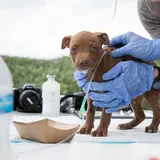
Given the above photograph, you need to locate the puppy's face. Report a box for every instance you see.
[61,31,109,72]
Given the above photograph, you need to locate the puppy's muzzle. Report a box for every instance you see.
[79,60,90,70]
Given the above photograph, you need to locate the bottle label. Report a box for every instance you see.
[42,90,60,114]
[0,93,13,113]
[43,92,56,106]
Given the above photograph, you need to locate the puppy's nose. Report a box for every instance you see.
[80,60,89,69]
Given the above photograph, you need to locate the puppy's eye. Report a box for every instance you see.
[71,47,77,53]
[90,45,97,52]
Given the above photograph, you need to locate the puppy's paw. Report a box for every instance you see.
[145,125,158,133]
[117,123,133,130]
[78,123,94,134]
[91,127,108,137]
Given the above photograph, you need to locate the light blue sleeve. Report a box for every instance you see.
[137,0,160,39]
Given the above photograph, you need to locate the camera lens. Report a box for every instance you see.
[19,90,41,110]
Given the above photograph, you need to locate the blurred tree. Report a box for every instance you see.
[2,56,81,95]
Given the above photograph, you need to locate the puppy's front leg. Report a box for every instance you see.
[78,98,95,134]
[91,108,111,137]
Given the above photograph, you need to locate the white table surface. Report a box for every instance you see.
[10,111,160,160]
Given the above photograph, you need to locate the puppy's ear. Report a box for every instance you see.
[94,32,109,45]
[61,36,72,49]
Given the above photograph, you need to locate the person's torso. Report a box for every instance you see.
[138,0,160,39]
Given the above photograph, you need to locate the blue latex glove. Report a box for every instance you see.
[74,61,154,113]
[74,71,88,92]
[109,32,160,61]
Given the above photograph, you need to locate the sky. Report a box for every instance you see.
[0,0,152,59]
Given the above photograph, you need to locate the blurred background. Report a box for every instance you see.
[0,0,159,110]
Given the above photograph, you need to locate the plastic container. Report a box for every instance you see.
[0,56,13,160]
[42,74,60,117]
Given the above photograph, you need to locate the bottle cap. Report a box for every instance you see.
[46,74,56,79]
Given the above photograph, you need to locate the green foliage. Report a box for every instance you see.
[2,56,81,95]
[155,60,160,67]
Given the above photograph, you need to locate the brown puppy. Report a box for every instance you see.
[61,31,160,136]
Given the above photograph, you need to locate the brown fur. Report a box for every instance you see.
[61,31,160,136]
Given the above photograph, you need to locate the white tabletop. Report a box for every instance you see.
[10,111,160,160]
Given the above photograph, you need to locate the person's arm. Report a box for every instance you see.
[108,32,160,61]
[151,0,160,2]
[137,0,160,39]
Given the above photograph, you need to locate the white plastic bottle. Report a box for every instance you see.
[0,56,13,160]
[42,74,60,117]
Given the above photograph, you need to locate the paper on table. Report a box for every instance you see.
[72,120,160,144]
[10,113,160,145]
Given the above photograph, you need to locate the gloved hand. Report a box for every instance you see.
[74,71,88,92]
[109,32,160,61]
[86,61,154,113]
